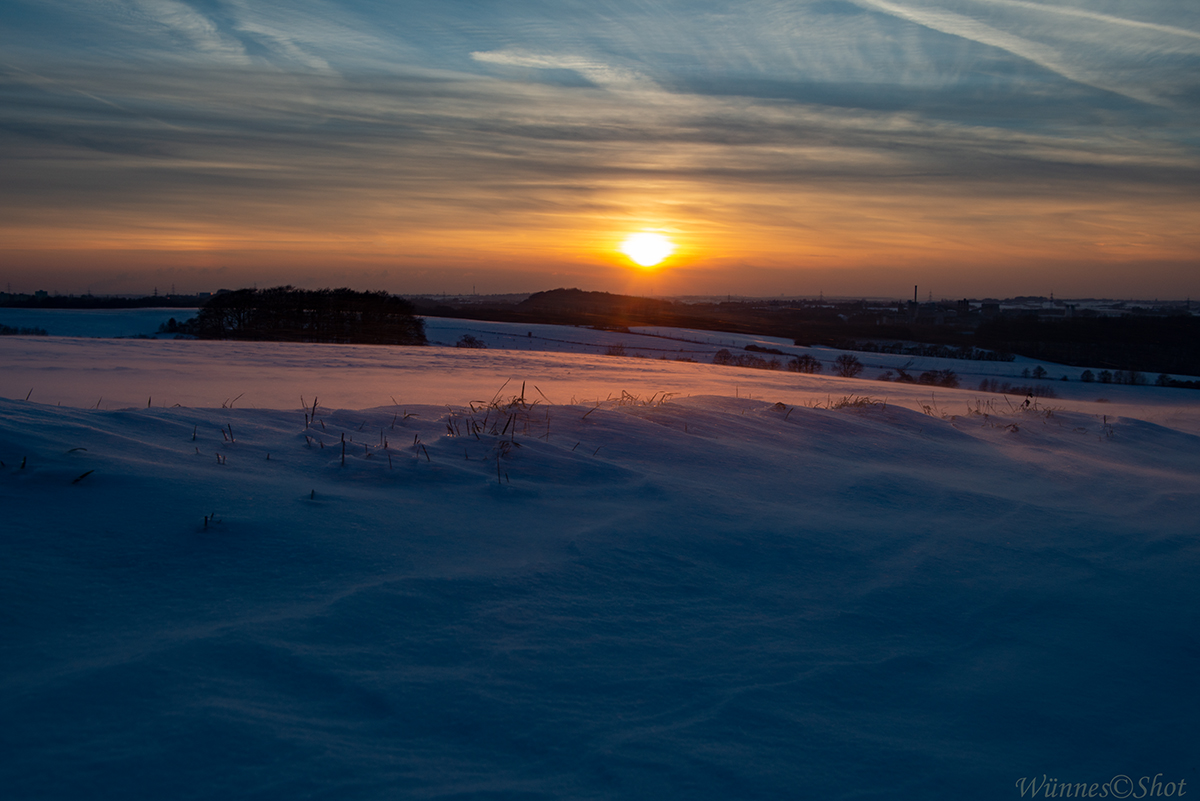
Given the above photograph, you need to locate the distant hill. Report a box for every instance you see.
[517,288,675,321]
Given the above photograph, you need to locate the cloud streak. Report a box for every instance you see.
[131,0,252,65]
[0,0,1197,296]
[986,0,1200,43]
[471,49,654,91]
[850,0,1163,104]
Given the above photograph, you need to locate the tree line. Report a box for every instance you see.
[188,287,426,345]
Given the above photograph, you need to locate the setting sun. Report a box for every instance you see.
[620,232,674,267]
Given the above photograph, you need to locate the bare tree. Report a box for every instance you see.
[456,334,487,349]
[833,354,864,378]
[788,354,823,374]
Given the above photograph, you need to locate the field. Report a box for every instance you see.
[2,319,1198,799]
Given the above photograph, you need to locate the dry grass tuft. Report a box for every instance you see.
[807,394,886,410]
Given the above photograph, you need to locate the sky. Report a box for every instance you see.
[1,0,1198,299]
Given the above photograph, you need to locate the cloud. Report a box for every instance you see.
[849,0,1150,103]
[131,0,251,65]
[3,58,1194,225]
[847,0,1200,105]
[985,0,1200,43]
[1,0,1197,294]
[471,49,654,91]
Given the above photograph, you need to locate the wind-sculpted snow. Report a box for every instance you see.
[2,378,1199,799]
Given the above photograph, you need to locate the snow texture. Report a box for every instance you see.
[0,308,195,339]
[2,320,1198,800]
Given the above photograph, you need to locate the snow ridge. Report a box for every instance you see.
[3,377,1198,798]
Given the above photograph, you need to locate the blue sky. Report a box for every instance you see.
[2,0,1197,297]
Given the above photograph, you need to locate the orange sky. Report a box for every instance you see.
[4,178,1196,298]
[2,1,1198,299]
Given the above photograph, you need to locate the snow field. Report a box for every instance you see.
[2,323,1200,799]
[3,335,1198,435]
[0,307,195,339]
[2,342,1199,799]
[8,306,1189,390]
[423,317,1182,385]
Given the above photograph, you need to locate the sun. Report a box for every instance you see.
[620,232,675,267]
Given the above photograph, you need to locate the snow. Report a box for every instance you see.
[2,318,1199,799]
[425,316,1196,385]
[0,307,196,338]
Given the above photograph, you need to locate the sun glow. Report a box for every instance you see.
[620,232,675,267]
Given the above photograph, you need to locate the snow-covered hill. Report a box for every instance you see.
[2,335,1198,799]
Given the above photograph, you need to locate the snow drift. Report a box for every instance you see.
[2,335,1198,800]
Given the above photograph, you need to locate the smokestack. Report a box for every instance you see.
[914,285,918,303]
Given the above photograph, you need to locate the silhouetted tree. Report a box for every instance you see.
[712,348,781,370]
[833,354,864,378]
[787,354,823,374]
[456,334,487,349]
[192,287,426,345]
[918,369,959,388]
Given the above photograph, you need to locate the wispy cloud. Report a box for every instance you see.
[985,0,1200,43]
[850,0,1167,104]
[1,0,1197,294]
[130,0,252,65]
[471,49,654,91]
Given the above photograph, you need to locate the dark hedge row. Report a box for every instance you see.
[192,287,426,345]
[973,315,1200,376]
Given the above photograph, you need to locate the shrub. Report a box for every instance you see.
[1113,370,1146,386]
[604,343,628,357]
[1080,370,1095,383]
[456,334,487,349]
[788,354,823,374]
[0,324,48,336]
[918,369,959,388]
[977,379,1057,398]
[712,348,781,370]
[833,354,864,378]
